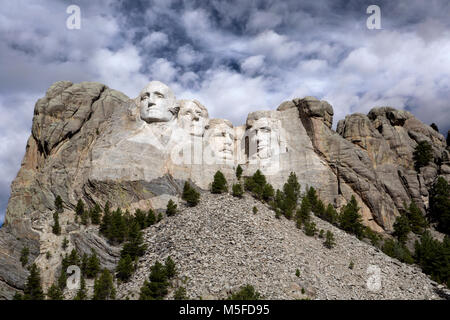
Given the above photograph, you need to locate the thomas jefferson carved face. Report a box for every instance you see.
[139,81,176,123]
[178,100,209,136]
[207,119,234,161]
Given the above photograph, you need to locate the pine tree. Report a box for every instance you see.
[22,264,44,300]
[339,196,364,238]
[236,165,243,180]
[90,203,101,225]
[55,195,63,213]
[430,123,439,132]
[93,269,116,300]
[282,172,301,217]
[296,197,311,225]
[232,183,243,198]
[116,255,134,282]
[182,182,200,206]
[139,261,169,300]
[52,211,61,235]
[262,184,274,201]
[47,283,63,300]
[85,251,100,278]
[74,277,87,300]
[227,284,261,300]
[81,209,89,226]
[212,171,228,194]
[75,199,85,216]
[134,209,147,229]
[62,237,69,250]
[303,221,317,236]
[165,256,176,278]
[324,203,339,225]
[166,199,177,217]
[413,141,433,171]
[406,202,427,234]
[20,246,29,267]
[174,286,188,300]
[146,209,156,226]
[324,231,336,249]
[429,177,450,234]
[393,213,411,244]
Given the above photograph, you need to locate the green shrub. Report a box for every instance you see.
[212,171,228,194]
[339,196,364,238]
[227,284,261,300]
[93,269,116,300]
[429,177,450,235]
[393,213,411,244]
[182,182,200,206]
[236,165,243,180]
[303,221,317,237]
[232,184,243,198]
[413,141,433,171]
[324,231,336,249]
[382,239,414,264]
[166,200,177,217]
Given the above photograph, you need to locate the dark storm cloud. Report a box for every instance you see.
[0,0,449,226]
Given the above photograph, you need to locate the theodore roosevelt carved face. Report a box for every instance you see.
[139,81,177,123]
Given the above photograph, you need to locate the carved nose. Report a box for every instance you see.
[147,102,155,108]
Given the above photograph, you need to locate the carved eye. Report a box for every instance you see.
[154,92,164,98]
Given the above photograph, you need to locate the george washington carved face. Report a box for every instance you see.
[138,81,177,123]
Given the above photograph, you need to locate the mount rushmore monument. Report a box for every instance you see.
[0,79,449,298]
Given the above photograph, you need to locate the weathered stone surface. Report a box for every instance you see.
[1,80,448,299]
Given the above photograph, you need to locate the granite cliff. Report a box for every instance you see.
[0,80,448,299]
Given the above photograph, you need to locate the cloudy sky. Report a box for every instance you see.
[0,0,449,225]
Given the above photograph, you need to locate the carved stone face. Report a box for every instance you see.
[248,117,280,160]
[208,120,234,161]
[139,81,176,123]
[178,100,208,137]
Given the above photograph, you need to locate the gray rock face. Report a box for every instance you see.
[1,80,448,299]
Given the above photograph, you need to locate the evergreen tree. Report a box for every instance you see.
[393,213,411,244]
[20,246,29,267]
[232,183,243,198]
[134,209,147,229]
[55,195,63,213]
[46,283,63,300]
[382,239,414,264]
[62,237,69,250]
[166,199,177,217]
[430,123,439,132]
[406,201,427,234]
[262,184,275,201]
[146,209,156,226]
[174,286,188,300]
[323,204,339,225]
[227,284,260,300]
[116,255,134,282]
[22,264,44,300]
[85,251,100,278]
[282,172,301,216]
[139,261,169,300]
[75,199,85,216]
[157,212,163,222]
[90,203,101,225]
[303,221,317,236]
[429,177,450,234]
[211,171,228,194]
[413,141,433,171]
[165,256,176,278]
[324,231,336,249]
[93,269,116,300]
[306,187,318,212]
[295,197,311,226]
[236,165,243,180]
[110,208,127,244]
[74,277,87,300]
[81,209,89,226]
[52,211,61,235]
[182,182,200,207]
[339,196,364,238]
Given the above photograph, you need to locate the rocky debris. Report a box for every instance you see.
[117,193,443,300]
[2,80,449,299]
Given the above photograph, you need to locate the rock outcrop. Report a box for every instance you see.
[1,80,448,299]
